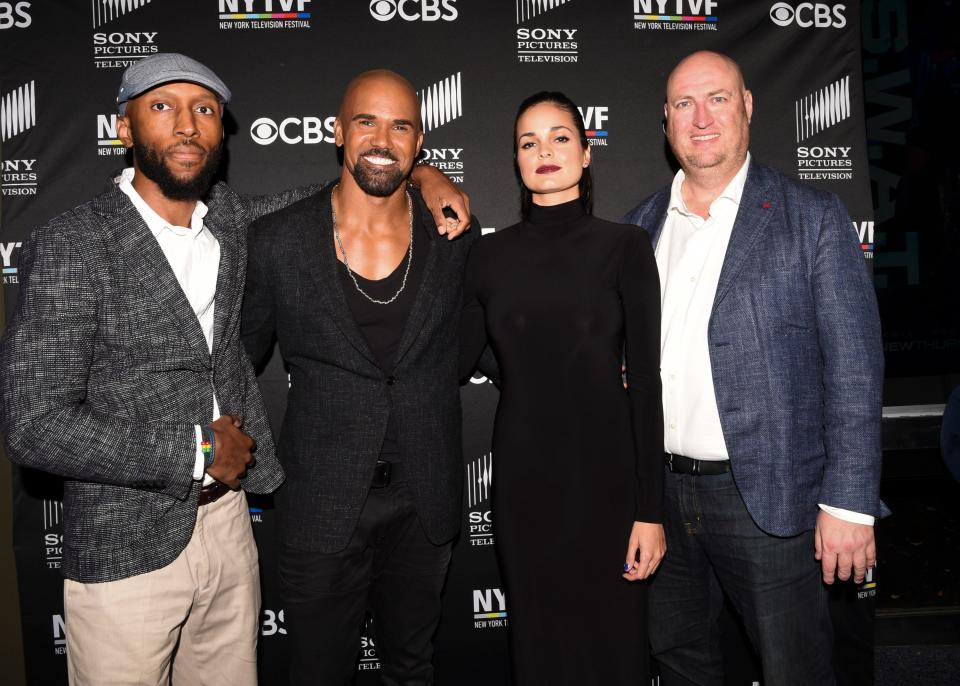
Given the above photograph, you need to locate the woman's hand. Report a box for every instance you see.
[622,521,666,581]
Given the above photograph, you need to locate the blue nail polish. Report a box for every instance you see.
[623,563,631,572]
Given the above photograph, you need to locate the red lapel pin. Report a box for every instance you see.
[761,201,772,209]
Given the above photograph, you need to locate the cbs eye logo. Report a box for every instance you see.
[250,117,279,145]
[369,0,458,22]
[769,2,847,28]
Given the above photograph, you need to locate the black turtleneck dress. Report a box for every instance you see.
[460,199,664,685]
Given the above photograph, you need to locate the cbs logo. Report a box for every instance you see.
[369,0,457,22]
[769,2,846,28]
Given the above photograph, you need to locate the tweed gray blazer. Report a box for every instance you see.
[623,159,886,536]
[243,184,477,553]
[0,180,313,582]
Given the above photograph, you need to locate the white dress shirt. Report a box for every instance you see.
[656,154,872,525]
[117,168,220,484]
[658,155,749,461]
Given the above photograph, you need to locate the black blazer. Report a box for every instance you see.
[243,184,477,552]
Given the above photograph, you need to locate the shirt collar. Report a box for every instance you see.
[667,152,751,218]
[116,167,209,238]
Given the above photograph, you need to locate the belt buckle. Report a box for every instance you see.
[372,460,392,488]
[691,458,701,476]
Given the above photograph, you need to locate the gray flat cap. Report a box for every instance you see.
[117,53,231,115]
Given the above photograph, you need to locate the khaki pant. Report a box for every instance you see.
[64,489,261,686]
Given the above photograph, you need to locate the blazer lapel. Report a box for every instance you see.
[98,189,210,356]
[646,191,671,249]
[392,219,443,368]
[204,212,241,361]
[305,188,381,368]
[712,160,774,309]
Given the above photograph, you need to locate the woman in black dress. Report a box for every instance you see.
[460,92,666,684]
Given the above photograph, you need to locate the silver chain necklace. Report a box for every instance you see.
[332,185,414,306]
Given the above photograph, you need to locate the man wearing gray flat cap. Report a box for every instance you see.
[0,52,470,686]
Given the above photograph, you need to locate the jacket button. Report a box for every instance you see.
[386,376,395,385]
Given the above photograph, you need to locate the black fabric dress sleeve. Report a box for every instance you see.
[621,230,665,522]
[459,241,490,382]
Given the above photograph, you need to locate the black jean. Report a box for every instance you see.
[279,478,452,686]
[649,467,835,686]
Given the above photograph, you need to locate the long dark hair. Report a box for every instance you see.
[514,91,593,219]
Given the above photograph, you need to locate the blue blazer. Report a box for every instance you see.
[624,159,886,536]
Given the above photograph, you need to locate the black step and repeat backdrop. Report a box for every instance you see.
[2,1,878,684]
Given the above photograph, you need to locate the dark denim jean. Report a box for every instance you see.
[650,467,834,686]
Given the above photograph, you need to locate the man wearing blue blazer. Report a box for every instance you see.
[623,51,885,686]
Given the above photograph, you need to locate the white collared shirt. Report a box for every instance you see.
[655,155,872,526]
[117,168,220,483]
[657,154,750,461]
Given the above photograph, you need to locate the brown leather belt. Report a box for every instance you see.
[664,452,730,476]
[198,480,231,506]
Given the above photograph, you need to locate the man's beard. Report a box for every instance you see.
[350,148,406,197]
[133,140,222,201]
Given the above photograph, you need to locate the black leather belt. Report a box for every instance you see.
[198,480,231,506]
[664,453,730,476]
[371,460,397,488]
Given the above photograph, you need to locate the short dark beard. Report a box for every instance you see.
[133,140,222,201]
[350,148,406,197]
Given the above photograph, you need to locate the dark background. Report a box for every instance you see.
[2,1,956,684]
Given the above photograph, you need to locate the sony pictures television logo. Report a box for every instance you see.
[633,0,718,31]
[466,452,493,546]
[369,0,457,22]
[795,75,855,181]
[421,148,464,184]
[516,0,578,64]
[358,618,381,672]
[473,588,508,629]
[91,1,161,69]
[218,0,312,30]
[769,2,846,28]
[1,80,40,198]
[42,499,64,570]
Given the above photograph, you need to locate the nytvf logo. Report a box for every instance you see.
[97,114,126,155]
[855,220,874,258]
[52,614,66,654]
[472,588,507,628]
[2,241,21,284]
[220,0,311,11]
[577,106,609,145]
[634,0,717,16]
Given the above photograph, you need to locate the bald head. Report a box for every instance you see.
[339,69,422,131]
[334,69,424,198]
[662,50,753,184]
[666,51,746,102]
